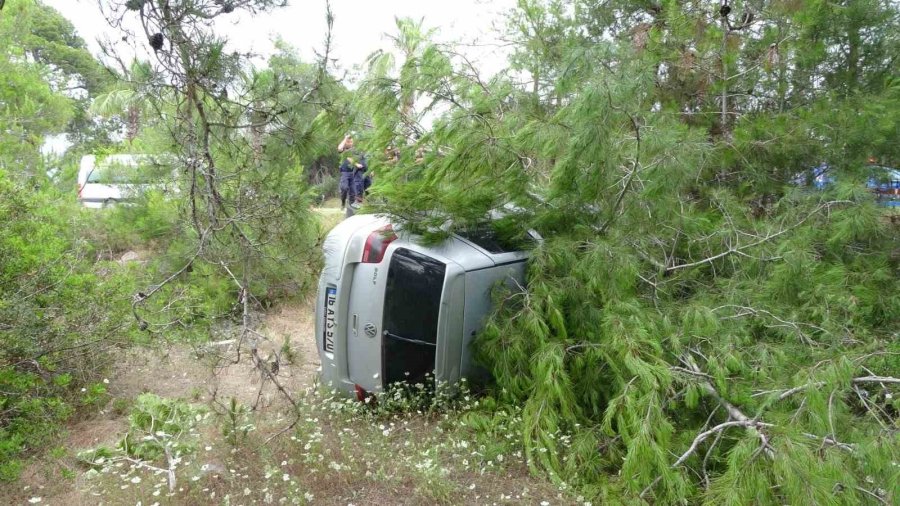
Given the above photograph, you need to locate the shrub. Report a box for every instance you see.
[0,170,136,480]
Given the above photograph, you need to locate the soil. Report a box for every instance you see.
[111,297,320,408]
[2,299,321,506]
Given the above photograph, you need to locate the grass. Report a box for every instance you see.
[2,379,577,505]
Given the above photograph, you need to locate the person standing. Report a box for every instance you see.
[352,154,369,203]
[337,134,363,209]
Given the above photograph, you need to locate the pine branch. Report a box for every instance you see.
[650,357,870,499]
[713,304,827,345]
[640,421,775,499]
[598,89,641,235]
[751,376,900,401]
[665,201,852,273]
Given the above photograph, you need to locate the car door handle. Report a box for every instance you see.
[352,313,358,335]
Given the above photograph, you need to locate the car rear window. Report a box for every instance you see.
[382,248,446,385]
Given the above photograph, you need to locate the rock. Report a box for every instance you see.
[119,251,141,264]
[199,462,227,478]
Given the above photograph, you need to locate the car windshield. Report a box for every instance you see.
[382,248,446,386]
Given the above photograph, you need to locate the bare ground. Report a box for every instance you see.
[1,299,322,506]
[3,299,572,506]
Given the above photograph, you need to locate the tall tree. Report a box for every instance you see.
[97,0,337,420]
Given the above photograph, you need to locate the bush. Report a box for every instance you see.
[91,190,182,252]
[0,170,136,480]
[311,172,338,203]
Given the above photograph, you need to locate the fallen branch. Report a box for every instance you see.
[640,419,773,499]
[665,201,851,272]
[713,304,827,345]
[751,375,899,401]
[647,359,870,499]
[853,376,900,385]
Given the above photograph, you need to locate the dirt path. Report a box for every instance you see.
[3,299,321,506]
[106,298,320,410]
[3,300,573,506]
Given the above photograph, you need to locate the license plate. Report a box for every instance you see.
[323,286,337,353]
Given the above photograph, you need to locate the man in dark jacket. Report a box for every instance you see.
[351,154,369,203]
[337,134,364,208]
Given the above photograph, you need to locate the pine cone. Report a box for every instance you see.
[719,3,731,18]
[150,33,164,52]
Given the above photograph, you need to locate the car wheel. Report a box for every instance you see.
[102,198,115,208]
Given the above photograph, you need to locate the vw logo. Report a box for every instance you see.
[363,323,378,338]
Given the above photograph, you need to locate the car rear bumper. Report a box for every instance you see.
[315,214,388,396]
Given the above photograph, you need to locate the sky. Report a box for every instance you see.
[43,0,517,78]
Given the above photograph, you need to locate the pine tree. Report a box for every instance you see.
[357,2,899,503]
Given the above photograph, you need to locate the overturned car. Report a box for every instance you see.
[315,214,534,399]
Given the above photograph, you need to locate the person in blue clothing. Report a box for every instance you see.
[352,154,369,203]
[337,134,366,209]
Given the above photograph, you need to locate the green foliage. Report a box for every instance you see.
[0,171,138,480]
[357,2,900,503]
[221,397,253,447]
[120,393,202,460]
[0,0,116,180]
[90,191,182,252]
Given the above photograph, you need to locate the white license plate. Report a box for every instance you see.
[323,286,336,353]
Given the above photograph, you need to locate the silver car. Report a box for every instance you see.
[315,214,531,399]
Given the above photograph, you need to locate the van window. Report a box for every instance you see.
[382,248,446,386]
[86,159,166,184]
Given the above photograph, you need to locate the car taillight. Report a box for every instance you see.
[362,225,397,263]
[354,384,377,404]
[77,183,83,198]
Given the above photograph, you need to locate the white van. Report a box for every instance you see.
[77,154,174,208]
[315,213,536,400]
